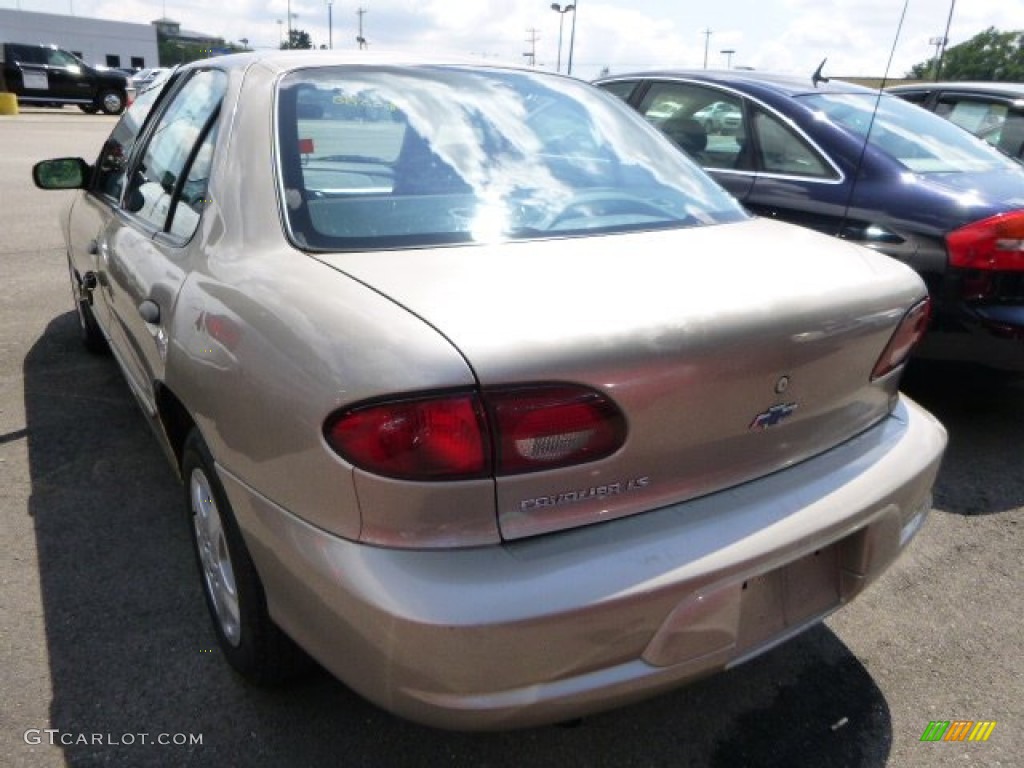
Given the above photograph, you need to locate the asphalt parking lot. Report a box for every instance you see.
[1,108,1021,768]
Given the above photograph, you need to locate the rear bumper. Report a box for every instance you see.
[220,396,946,730]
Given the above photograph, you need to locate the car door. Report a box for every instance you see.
[101,68,227,411]
[44,48,92,102]
[741,105,848,235]
[66,82,168,356]
[631,80,756,201]
[7,44,49,96]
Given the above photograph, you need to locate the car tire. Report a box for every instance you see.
[182,429,312,685]
[79,105,99,114]
[68,261,107,354]
[96,89,126,115]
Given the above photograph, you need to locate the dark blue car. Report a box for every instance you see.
[596,70,1024,372]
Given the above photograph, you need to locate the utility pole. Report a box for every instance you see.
[524,28,540,67]
[356,7,368,49]
[701,28,712,69]
[567,0,579,75]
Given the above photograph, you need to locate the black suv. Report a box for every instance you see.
[0,42,128,114]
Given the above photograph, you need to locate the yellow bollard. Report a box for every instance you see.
[0,93,18,115]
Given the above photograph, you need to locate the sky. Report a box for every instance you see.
[2,0,1022,80]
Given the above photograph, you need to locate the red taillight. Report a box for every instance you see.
[324,385,626,481]
[485,385,627,475]
[871,298,931,380]
[324,393,489,481]
[946,211,1024,272]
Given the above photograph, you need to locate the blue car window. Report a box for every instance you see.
[634,82,745,170]
[124,69,227,240]
[93,83,166,202]
[801,92,1022,174]
[752,109,833,178]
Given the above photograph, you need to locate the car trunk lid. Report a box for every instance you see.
[315,218,926,540]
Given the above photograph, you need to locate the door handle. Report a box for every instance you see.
[87,239,99,255]
[138,300,161,324]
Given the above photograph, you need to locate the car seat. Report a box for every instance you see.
[390,126,469,195]
[659,115,708,159]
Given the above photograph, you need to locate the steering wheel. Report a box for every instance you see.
[542,191,675,230]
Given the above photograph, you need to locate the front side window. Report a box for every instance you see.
[93,82,170,202]
[124,69,226,240]
[47,49,82,69]
[277,67,747,251]
[801,92,1022,174]
[635,82,746,169]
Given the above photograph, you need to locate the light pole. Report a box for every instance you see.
[327,1,333,49]
[928,36,946,79]
[566,0,579,76]
[277,19,284,47]
[720,49,735,69]
[701,28,712,69]
[550,4,575,74]
[287,0,293,44]
[356,6,368,49]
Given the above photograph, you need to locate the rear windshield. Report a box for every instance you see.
[799,92,1022,174]
[276,66,747,250]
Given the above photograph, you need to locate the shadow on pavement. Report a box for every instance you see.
[24,311,892,767]
[901,361,1024,516]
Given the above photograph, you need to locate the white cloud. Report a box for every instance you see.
[4,0,1022,79]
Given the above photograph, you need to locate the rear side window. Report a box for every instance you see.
[938,96,1006,134]
[751,109,834,178]
[599,80,641,102]
[124,69,226,241]
[891,90,928,105]
[10,45,45,65]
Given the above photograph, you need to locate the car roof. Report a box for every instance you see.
[177,49,539,78]
[887,81,1024,99]
[596,69,875,98]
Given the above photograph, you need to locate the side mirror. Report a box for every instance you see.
[32,157,91,190]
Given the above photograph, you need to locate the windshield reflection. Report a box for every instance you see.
[277,66,746,250]
[803,93,1023,174]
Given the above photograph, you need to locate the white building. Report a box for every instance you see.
[0,9,158,70]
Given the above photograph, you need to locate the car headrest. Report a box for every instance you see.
[660,116,708,155]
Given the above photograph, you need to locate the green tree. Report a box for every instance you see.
[281,28,314,50]
[158,39,242,66]
[907,27,1024,80]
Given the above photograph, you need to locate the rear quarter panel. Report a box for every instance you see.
[162,61,489,541]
